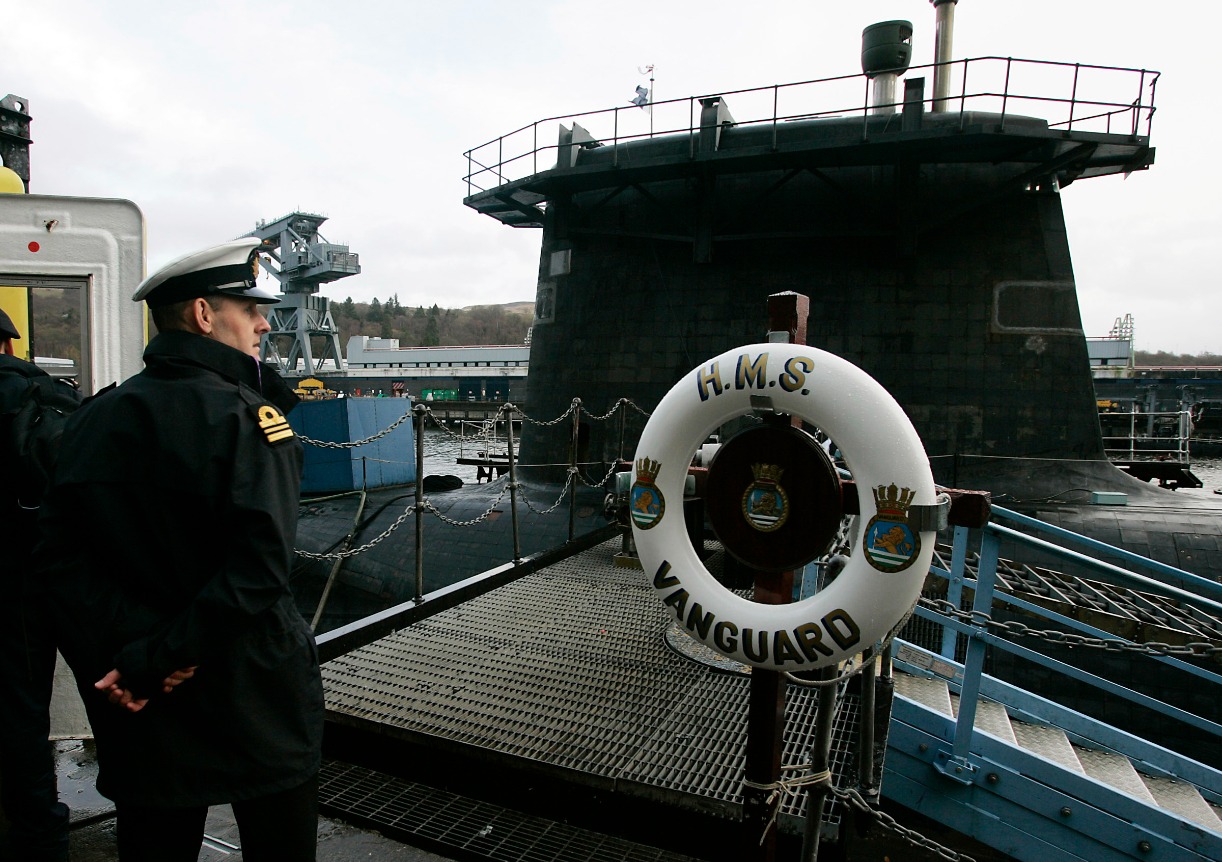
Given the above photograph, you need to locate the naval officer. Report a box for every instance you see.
[33,238,323,861]
[0,307,75,861]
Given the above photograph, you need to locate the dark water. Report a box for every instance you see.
[1184,455,1222,499]
[421,425,499,484]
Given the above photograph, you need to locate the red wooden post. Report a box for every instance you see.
[742,292,810,858]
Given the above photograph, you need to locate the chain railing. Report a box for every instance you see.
[295,397,651,616]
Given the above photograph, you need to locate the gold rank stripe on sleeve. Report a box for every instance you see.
[257,405,295,443]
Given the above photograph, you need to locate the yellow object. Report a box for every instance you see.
[0,166,25,194]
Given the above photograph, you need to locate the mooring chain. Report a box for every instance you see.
[517,473,575,515]
[575,460,621,489]
[580,397,652,422]
[921,598,1222,659]
[517,399,579,427]
[295,504,418,560]
[300,397,652,450]
[421,482,514,527]
[295,483,515,560]
[742,767,976,862]
[298,408,415,449]
[417,405,512,442]
[829,784,978,862]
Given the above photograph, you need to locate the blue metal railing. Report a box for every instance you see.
[463,56,1160,198]
[887,505,1221,859]
[915,506,1222,760]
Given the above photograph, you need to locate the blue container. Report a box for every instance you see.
[289,398,416,493]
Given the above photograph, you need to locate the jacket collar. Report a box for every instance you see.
[143,331,298,413]
[0,353,48,380]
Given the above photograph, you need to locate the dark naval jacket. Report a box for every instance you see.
[34,331,323,807]
[1,353,51,558]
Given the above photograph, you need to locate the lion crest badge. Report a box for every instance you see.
[630,457,665,530]
[742,463,789,532]
[863,484,920,572]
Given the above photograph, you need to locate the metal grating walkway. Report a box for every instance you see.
[322,538,857,833]
[319,759,706,861]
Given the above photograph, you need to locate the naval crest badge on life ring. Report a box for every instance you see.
[742,463,789,532]
[863,484,921,573]
[630,457,665,530]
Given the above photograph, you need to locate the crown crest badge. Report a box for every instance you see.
[751,463,784,484]
[742,462,789,533]
[630,457,665,530]
[872,483,915,519]
[863,483,920,573]
[635,457,661,483]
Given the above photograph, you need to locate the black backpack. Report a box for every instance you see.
[1,372,84,510]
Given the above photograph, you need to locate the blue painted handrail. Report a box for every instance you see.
[918,506,1221,774]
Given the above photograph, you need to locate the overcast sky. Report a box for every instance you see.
[5,1,1218,353]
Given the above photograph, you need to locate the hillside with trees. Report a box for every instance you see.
[20,286,1222,362]
[1134,350,1222,367]
[332,297,532,347]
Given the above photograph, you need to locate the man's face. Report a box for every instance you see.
[206,296,271,358]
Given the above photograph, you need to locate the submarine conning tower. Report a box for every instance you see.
[463,18,1158,500]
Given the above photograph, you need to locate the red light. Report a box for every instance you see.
[27,241,40,253]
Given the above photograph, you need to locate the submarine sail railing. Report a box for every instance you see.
[464,55,1158,197]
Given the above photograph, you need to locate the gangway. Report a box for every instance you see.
[886,506,1222,861]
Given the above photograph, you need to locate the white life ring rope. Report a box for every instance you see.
[630,343,939,671]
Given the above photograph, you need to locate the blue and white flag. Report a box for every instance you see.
[631,85,650,108]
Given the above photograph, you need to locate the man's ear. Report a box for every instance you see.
[186,298,213,335]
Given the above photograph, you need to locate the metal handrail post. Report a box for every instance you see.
[957,57,969,130]
[413,403,426,603]
[1068,63,1080,132]
[613,107,620,168]
[771,86,779,151]
[857,657,878,795]
[618,398,628,462]
[860,77,871,142]
[800,666,840,861]
[688,97,696,159]
[1000,57,1012,131]
[1147,73,1159,137]
[940,525,969,659]
[568,398,581,542]
[505,404,523,563]
[950,529,999,763]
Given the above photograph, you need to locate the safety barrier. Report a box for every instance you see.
[883,506,1222,861]
[294,397,649,624]
[464,55,1158,197]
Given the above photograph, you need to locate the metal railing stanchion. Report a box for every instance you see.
[506,405,522,563]
[414,404,426,603]
[568,398,581,542]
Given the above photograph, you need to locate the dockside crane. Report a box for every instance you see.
[247,212,359,376]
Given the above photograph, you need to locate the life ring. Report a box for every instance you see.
[630,343,937,671]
